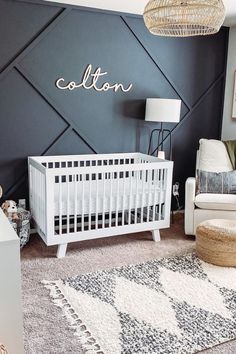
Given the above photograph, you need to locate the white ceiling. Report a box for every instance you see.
[44,0,236,26]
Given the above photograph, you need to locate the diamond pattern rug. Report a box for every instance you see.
[43,253,236,354]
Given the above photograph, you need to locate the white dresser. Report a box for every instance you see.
[0,209,24,354]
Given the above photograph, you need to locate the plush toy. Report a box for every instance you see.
[1,200,19,220]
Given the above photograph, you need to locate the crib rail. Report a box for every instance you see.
[28,159,46,235]
[30,153,161,173]
[29,154,173,246]
[30,152,157,164]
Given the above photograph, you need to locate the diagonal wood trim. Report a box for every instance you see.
[0,7,71,81]
[191,73,225,110]
[15,65,98,154]
[42,126,71,156]
[121,16,192,111]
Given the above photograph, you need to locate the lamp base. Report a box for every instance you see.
[148,127,172,160]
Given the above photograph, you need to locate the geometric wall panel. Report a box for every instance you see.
[45,129,93,156]
[20,9,190,153]
[0,0,229,207]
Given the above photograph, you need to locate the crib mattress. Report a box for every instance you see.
[54,177,165,216]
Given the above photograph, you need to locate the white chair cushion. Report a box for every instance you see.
[198,139,233,172]
[195,193,236,211]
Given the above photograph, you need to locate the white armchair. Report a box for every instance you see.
[185,139,236,236]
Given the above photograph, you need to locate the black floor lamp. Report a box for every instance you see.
[145,98,181,160]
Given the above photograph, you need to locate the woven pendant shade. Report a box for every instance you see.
[143,0,225,37]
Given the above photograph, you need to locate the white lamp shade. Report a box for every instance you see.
[145,98,181,123]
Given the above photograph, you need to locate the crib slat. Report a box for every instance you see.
[34,170,38,219]
[67,175,70,235]
[88,174,91,231]
[34,168,37,222]
[59,175,62,235]
[153,169,157,222]
[158,168,163,221]
[38,171,40,228]
[74,174,77,233]
[116,172,120,227]
[109,172,113,227]
[147,169,152,223]
[96,173,98,229]
[31,167,34,217]
[128,171,132,225]
[39,172,42,227]
[135,170,138,224]
[122,174,126,226]
[163,167,172,221]
[163,168,168,220]
[82,174,85,232]
[102,172,105,228]
[164,168,168,220]
[37,170,40,226]
[141,170,145,223]
[29,165,34,216]
[34,168,37,223]
[44,173,46,234]
[39,171,42,231]
[44,173,46,233]
[40,172,43,232]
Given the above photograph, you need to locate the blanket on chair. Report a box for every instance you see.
[223,140,236,169]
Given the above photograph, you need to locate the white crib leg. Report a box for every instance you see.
[57,244,68,258]
[152,230,161,242]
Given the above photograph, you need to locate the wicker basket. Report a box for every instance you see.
[10,209,31,249]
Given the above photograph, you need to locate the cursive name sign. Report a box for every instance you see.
[55,64,133,93]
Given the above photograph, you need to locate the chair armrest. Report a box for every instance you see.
[184,177,196,235]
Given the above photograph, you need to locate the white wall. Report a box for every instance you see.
[222,26,236,140]
[43,0,146,14]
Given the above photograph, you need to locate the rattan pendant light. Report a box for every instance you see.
[143,0,225,37]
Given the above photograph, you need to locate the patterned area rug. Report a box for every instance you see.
[43,253,236,354]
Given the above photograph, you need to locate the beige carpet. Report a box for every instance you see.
[21,215,236,354]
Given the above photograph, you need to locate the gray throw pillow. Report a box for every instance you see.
[196,170,236,194]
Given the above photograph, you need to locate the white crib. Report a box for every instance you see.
[28,153,173,257]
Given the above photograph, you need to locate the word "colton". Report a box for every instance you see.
[55,64,133,93]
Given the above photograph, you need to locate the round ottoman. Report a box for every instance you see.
[196,219,236,267]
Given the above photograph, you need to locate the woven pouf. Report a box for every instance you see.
[196,219,236,267]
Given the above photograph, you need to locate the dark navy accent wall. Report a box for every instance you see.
[0,0,229,206]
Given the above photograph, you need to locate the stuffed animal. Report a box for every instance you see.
[1,200,19,220]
